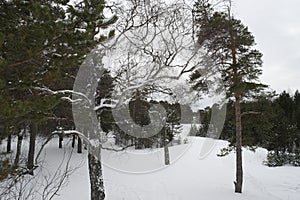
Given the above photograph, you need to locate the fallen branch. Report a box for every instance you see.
[101,144,135,152]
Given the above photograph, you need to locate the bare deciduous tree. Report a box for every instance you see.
[0,142,80,200]
[30,0,203,199]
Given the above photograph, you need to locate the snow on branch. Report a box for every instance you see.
[94,98,118,111]
[101,0,201,106]
[34,87,90,104]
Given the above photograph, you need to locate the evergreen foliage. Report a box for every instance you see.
[95,69,115,132]
[0,1,117,197]
[200,90,300,167]
[0,0,117,139]
[192,0,266,192]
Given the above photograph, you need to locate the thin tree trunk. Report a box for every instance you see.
[164,145,170,165]
[164,129,170,165]
[59,134,63,148]
[14,132,24,168]
[88,153,105,200]
[72,134,76,148]
[27,124,37,175]
[77,136,82,154]
[229,18,243,193]
[7,134,12,153]
[234,95,243,193]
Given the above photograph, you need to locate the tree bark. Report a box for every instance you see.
[72,134,76,148]
[14,132,24,168]
[77,136,82,154]
[229,17,243,193]
[234,95,243,193]
[88,153,105,200]
[164,145,170,165]
[7,134,12,153]
[27,124,37,175]
[164,129,170,165]
[59,134,63,148]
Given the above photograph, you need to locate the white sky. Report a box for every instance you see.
[234,0,300,94]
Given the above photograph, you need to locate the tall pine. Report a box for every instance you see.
[192,0,265,193]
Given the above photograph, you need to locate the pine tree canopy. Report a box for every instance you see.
[191,0,266,98]
[0,0,117,138]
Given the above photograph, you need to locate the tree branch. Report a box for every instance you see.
[241,111,261,117]
[101,144,135,152]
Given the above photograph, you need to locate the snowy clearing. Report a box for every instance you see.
[50,138,300,199]
[1,125,300,200]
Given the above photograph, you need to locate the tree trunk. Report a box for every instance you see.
[164,145,170,165]
[164,129,170,165]
[88,153,105,200]
[229,19,243,193]
[234,95,243,193]
[72,134,76,148]
[59,134,63,148]
[27,124,37,175]
[7,134,12,153]
[14,133,24,168]
[77,136,82,154]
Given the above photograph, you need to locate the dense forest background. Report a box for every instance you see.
[198,90,300,167]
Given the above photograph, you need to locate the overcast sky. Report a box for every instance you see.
[234,0,300,94]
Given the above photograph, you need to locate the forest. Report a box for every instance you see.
[0,0,299,199]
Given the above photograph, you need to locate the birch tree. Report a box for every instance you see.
[70,0,203,198]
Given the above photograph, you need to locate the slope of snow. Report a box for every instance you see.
[2,132,300,200]
[50,136,300,200]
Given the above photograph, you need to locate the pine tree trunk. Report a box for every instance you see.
[77,136,82,154]
[27,124,37,175]
[72,134,76,148]
[229,20,243,193]
[88,153,105,200]
[59,134,63,148]
[14,133,24,168]
[7,134,11,153]
[234,95,243,193]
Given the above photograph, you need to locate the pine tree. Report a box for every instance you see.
[0,1,117,199]
[95,69,115,133]
[0,0,117,131]
[266,91,300,154]
[264,91,300,166]
[293,90,300,149]
[198,106,211,137]
[192,0,265,193]
[129,90,152,149]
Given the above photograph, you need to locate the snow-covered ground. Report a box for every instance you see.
[2,126,300,200]
[57,136,300,199]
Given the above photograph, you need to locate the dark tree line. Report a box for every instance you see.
[0,0,117,199]
[199,90,300,167]
[97,84,183,150]
[94,68,185,151]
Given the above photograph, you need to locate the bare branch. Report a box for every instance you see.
[101,144,135,152]
[241,111,261,117]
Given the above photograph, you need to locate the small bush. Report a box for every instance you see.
[0,159,12,181]
[265,151,300,167]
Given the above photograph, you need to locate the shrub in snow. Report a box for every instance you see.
[0,158,11,181]
[188,124,198,136]
[183,138,188,144]
[217,146,234,157]
[265,151,300,167]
